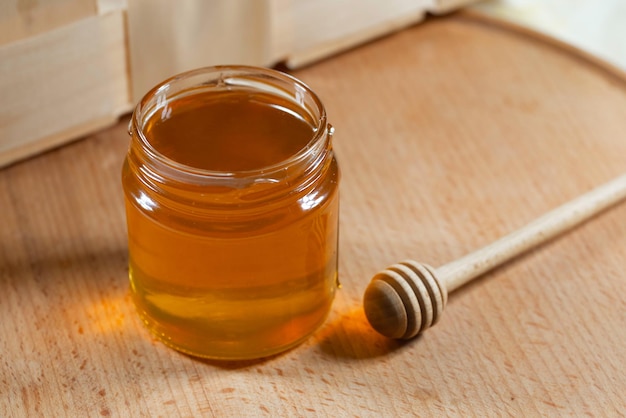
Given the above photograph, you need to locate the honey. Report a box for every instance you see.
[145,91,315,171]
[122,66,339,360]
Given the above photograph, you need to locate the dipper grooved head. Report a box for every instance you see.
[363,261,448,339]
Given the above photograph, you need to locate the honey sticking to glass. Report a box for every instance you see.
[122,67,339,360]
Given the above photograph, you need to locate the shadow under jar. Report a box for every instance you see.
[122,66,340,360]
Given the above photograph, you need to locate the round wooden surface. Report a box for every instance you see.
[2,12,625,416]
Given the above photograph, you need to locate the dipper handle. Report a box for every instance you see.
[364,173,626,339]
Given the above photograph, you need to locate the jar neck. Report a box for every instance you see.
[127,123,334,208]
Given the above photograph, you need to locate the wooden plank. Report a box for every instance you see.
[97,0,128,15]
[0,11,130,167]
[0,0,97,46]
[281,0,477,67]
[281,0,429,67]
[2,12,625,416]
[126,0,273,101]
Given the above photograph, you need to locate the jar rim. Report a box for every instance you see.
[130,65,329,180]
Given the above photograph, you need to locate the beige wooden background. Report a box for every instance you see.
[0,0,474,168]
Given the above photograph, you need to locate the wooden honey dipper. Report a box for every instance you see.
[363,173,626,339]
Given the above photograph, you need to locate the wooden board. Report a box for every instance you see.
[1,11,625,416]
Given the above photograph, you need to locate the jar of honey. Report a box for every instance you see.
[122,66,340,360]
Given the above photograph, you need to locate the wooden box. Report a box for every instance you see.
[0,0,477,167]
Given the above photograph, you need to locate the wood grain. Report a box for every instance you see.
[2,12,626,416]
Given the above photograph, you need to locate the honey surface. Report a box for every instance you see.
[146,91,314,171]
[124,89,339,359]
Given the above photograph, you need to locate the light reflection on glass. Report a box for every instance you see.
[299,191,323,210]
[136,191,156,211]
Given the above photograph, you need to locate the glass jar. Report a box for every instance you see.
[122,66,340,360]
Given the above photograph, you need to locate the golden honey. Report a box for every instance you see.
[122,66,339,359]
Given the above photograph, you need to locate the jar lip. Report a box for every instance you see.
[131,65,329,179]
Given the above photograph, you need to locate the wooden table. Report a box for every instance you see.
[2,12,625,417]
